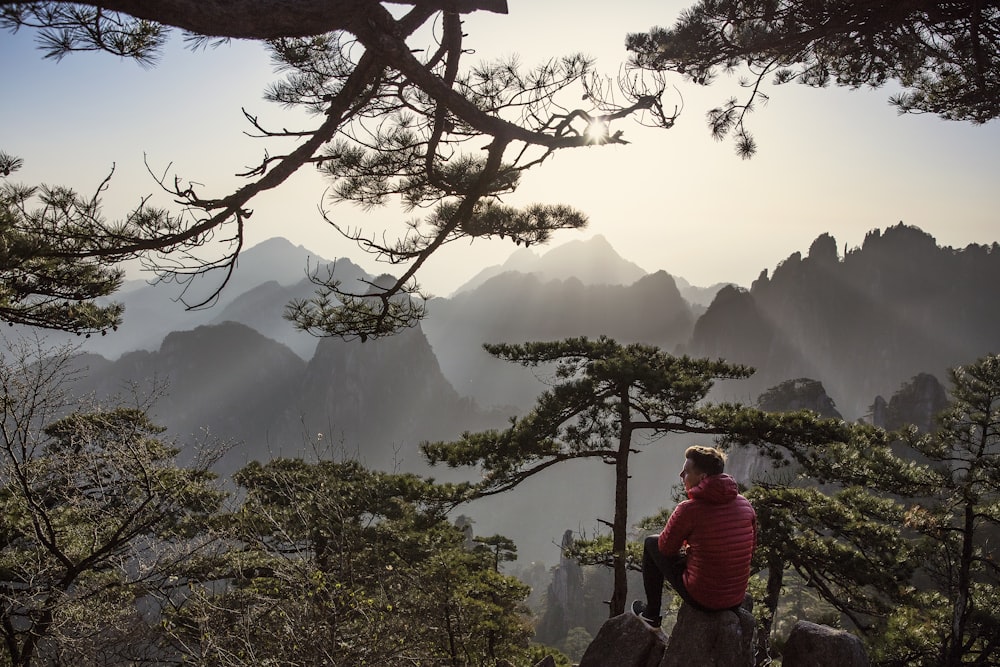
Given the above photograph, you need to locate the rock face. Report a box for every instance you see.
[576,604,754,667]
[577,613,665,667]
[687,224,1000,419]
[533,531,586,645]
[782,621,868,667]
[571,610,867,667]
[660,604,755,667]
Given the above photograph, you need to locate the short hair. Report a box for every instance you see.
[685,445,726,476]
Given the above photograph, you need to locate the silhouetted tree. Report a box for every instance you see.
[1,2,675,337]
[628,1,1000,156]
[0,153,123,334]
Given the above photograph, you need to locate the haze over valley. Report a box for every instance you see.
[27,222,1000,566]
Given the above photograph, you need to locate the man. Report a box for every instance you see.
[632,445,757,628]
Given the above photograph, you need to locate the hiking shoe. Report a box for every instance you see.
[630,600,662,628]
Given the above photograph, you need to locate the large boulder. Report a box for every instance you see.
[660,604,755,667]
[782,621,868,667]
[577,613,665,667]
[577,603,754,667]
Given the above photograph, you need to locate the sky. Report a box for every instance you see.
[3,0,999,301]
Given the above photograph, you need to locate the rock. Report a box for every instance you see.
[660,604,755,667]
[578,613,665,667]
[782,621,868,667]
[578,602,754,667]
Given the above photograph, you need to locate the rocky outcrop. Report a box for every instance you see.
[660,604,755,667]
[534,531,586,645]
[576,613,666,667]
[576,603,754,667]
[567,609,868,667]
[782,621,868,667]
[687,224,1000,419]
[874,372,948,433]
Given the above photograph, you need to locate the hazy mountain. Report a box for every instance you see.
[422,270,698,411]
[292,325,507,473]
[43,224,1000,566]
[870,372,949,435]
[69,318,505,478]
[38,237,332,359]
[686,224,1000,418]
[672,275,735,310]
[452,234,649,295]
[70,321,308,476]
[208,257,373,359]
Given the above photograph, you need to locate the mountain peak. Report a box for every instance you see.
[452,234,647,295]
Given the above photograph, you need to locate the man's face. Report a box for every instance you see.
[680,457,706,492]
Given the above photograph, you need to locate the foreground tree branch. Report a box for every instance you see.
[1,1,675,338]
[628,0,1000,157]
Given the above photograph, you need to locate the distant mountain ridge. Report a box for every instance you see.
[70,320,505,477]
[686,223,1000,418]
[452,234,648,294]
[37,224,1000,565]
[423,269,697,411]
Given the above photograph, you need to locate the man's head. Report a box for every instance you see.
[680,445,726,491]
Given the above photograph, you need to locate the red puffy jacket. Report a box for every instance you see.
[658,473,757,610]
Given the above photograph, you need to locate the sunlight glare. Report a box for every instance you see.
[585,119,609,143]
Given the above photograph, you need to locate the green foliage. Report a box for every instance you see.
[560,626,593,662]
[0,153,125,333]
[166,457,533,666]
[628,1,1000,156]
[747,483,919,623]
[894,354,1000,666]
[423,336,752,494]
[528,643,573,667]
[474,534,518,572]
[705,355,1000,666]
[0,338,224,666]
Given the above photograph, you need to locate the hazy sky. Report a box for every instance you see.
[3,1,999,299]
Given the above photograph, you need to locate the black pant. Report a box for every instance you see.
[642,535,711,616]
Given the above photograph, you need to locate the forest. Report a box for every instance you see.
[2,330,998,666]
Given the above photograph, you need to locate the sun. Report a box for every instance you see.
[585,119,609,144]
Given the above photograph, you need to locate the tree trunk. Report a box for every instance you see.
[755,553,784,666]
[947,499,976,667]
[609,391,633,617]
[13,0,509,41]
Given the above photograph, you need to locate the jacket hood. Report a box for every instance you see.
[688,473,739,504]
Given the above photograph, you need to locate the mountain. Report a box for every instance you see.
[422,270,698,411]
[672,275,735,310]
[34,237,333,359]
[207,256,374,359]
[69,319,505,478]
[291,324,507,472]
[452,234,649,294]
[686,224,1000,418]
[70,321,309,476]
[44,225,1000,566]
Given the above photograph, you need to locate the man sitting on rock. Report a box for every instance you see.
[632,445,757,628]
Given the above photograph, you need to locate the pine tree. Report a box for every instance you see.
[628,1,1000,156]
[3,3,675,338]
[422,336,752,615]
